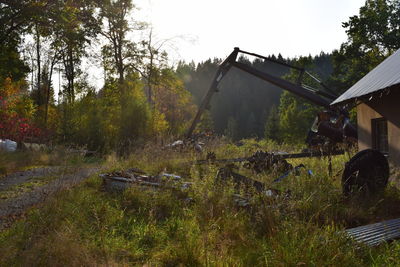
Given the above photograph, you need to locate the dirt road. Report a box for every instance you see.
[0,167,100,230]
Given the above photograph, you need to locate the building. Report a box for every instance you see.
[332,49,400,166]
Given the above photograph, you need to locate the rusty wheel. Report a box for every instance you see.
[342,149,389,196]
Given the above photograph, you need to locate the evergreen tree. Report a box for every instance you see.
[198,110,214,132]
[225,117,238,141]
[264,105,280,141]
[246,112,257,138]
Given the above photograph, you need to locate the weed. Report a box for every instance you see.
[1,140,400,266]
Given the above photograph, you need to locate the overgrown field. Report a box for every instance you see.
[1,139,400,266]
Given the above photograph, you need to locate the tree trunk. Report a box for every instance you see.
[45,53,58,125]
[62,46,75,104]
[36,25,41,105]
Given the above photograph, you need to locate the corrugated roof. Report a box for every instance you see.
[331,49,400,105]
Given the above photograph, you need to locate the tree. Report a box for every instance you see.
[197,110,214,133]
[225,117,238,141]
[246,112,257,138]
[100,0,145,86]
[264,105,280,141]
[0,1,32,83]
[331,0,400,91]
[277,56,324,144]
[53,0,100,104]
[0,0,48,45]
[142,28,170,105]
[0,78,41,142]
[152,68,196,135]
[278,91,319,143]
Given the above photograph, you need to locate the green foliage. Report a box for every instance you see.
[330,0,400,91]
[225,116,238,141]
[179,52,334,141]
[3,0,400,151]
[278,91,320,144]
[276,55,329,144]
[100,0,145,84]
[153,68,196,136]
[54,70,194,152]
[264,105,280,142]
[179,57,286,139]
[0,42,29,82]
[58,74,151,152]
[197,110,214,133]
[1,141,400,266]
[119,74,151,150]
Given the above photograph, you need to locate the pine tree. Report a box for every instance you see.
[225,116,238,141]
[264,105,280,141]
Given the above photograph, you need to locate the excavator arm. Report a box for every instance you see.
[186,47,338,139]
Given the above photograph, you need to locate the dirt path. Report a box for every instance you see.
[0,167,62,191]
[0,167,100,230]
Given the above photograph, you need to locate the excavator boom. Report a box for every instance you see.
[186,47,335,138]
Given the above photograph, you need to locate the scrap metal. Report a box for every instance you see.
[216,166,265,192]
[197,150,344,175]
[100,169,192,192]
[273,164,314,183]
[197,150,344,165]
[345,218,400,246]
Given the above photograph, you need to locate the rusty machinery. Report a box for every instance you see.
[186,47,357,148]
[188,48,388,196]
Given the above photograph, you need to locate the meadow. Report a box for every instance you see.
[1,139,400,266]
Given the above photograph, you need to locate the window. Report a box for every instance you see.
[371,118,388,154]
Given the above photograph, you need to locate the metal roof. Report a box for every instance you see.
[345,217,400,247]
[331,49,400,105]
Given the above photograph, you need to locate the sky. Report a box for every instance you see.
[75,0,367,92]
[133,0,366,64]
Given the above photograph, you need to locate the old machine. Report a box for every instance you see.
[187,48,389,196]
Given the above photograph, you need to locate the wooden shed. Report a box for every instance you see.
[332,49,400,166]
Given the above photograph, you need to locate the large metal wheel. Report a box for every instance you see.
[342,149,389,196]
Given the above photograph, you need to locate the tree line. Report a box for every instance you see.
[1,0,400,152]
[0,0,195,153]
[176,0,400,143]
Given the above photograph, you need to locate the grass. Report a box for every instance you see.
[0,175,58,201]
[0,146,104,177]
[1,139,400,266]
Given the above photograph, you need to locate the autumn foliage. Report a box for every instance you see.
[0,78,44,143]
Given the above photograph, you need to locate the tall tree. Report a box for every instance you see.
[225,116,238,141]
[331,0,400,91]
[53,0,100,104]
[142,28,169,105]
[264,105,280,142]
[100,0,145,87]
[152,68,195,135]
[0,0,45,45]
[277,56,325,143]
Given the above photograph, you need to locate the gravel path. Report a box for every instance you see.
[0,167,62,192]
[0,167,100,230]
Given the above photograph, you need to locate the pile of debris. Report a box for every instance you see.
[100,168,192,192]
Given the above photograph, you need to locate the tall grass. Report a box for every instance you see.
[1,140,400,266]
[0,147,103,176]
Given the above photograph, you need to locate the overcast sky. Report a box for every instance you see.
[134,0,366,63]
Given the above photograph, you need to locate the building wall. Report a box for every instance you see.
[356,89,400,166]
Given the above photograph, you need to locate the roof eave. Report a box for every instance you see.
[331,85,398,107]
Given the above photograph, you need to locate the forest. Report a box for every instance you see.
[2,0,399,152]
[2,1,400,266]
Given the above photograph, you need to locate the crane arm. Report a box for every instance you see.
[186,47,334,138]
